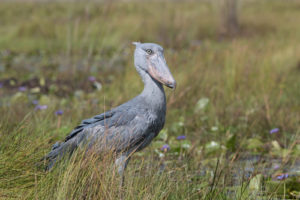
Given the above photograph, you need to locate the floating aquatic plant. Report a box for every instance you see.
[270,128,279,134]
[88,76,96,82]
[195,97,209,112]
[176,135,186,140]
[35,105,48,110]
[55,110,63,116]
[18,86,27,92]
[276,173,288,180]
[161,144,170,152]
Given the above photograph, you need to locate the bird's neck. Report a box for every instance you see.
[139,70,166,112]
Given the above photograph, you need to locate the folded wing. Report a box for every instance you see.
[45,107,153,170]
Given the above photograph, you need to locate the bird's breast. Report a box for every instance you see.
[145,110,165,135]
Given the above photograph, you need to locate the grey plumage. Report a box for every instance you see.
[44,42,176,184]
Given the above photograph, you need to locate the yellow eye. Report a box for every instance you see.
[146,49,153,54]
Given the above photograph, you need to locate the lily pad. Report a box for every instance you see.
[244,138,264,151]
[195,97,209,112]
[249,174,262,191]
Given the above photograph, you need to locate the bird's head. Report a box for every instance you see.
[133,42,176,89]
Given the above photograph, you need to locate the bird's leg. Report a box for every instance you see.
[115,154,131,189]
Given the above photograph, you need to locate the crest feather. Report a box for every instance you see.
[132,42,141,46]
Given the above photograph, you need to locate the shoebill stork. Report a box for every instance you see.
[44,42,176,185]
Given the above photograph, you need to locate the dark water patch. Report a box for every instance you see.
[0,76,111,97]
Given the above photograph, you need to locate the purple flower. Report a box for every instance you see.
[0,82,3,88]
[273,164,280,170]
[32,100,39,105]
[88,76,96,82]
[35,105,48,111]
[176,135,186,140]
[161,144,170,152]
[18,86,27,92]
[55,110,64,116]
[270,128,279,134]
[276,173,288,180]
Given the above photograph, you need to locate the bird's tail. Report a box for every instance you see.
[41,142,61,171]
[43,141,75,171]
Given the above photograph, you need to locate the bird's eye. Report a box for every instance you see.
[146,49,153,55]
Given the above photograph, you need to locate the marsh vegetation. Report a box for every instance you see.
[0,0,299,199]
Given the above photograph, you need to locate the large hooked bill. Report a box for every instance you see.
[147,53,176,89]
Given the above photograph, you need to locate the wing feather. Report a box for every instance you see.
[86,113,153,153]
[64,110,114,142]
